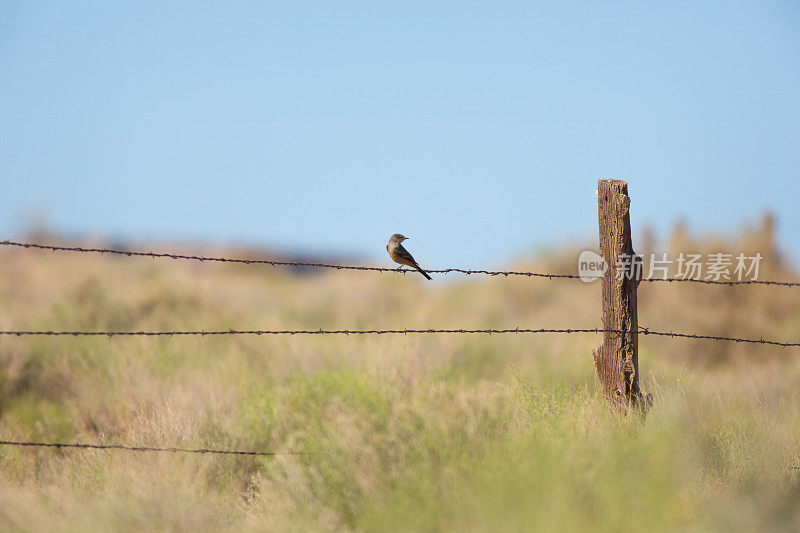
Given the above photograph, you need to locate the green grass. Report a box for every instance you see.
[1,227,799,531]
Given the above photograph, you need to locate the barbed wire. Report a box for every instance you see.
[0,327,606,336]
[0,240,577,279]
[0,439,304,456]
[640,277,799,287]
[3,240,798,286]
[0,326,796,347]
[635,327,799,347]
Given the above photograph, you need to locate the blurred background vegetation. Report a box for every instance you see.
[1,217,799,531]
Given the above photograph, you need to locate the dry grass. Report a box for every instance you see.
[1,221,799,531]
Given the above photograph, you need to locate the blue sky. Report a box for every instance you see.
[1,2,798,269]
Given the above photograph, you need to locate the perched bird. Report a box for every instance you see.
[386,234,432,280]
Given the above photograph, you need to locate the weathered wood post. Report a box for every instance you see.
[593,179,642,406]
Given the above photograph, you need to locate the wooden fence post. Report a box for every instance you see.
[593,179,642,406]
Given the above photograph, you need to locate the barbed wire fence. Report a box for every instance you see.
[0,327,797,347]
[1,181,799,454]
[0,440,306,456]
[3,240,799,286]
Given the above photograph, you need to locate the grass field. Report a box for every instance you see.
[1,221,800,531]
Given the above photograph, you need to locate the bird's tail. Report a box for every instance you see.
[414,263,432,280]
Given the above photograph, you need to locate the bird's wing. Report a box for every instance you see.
[395,245,418,264]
